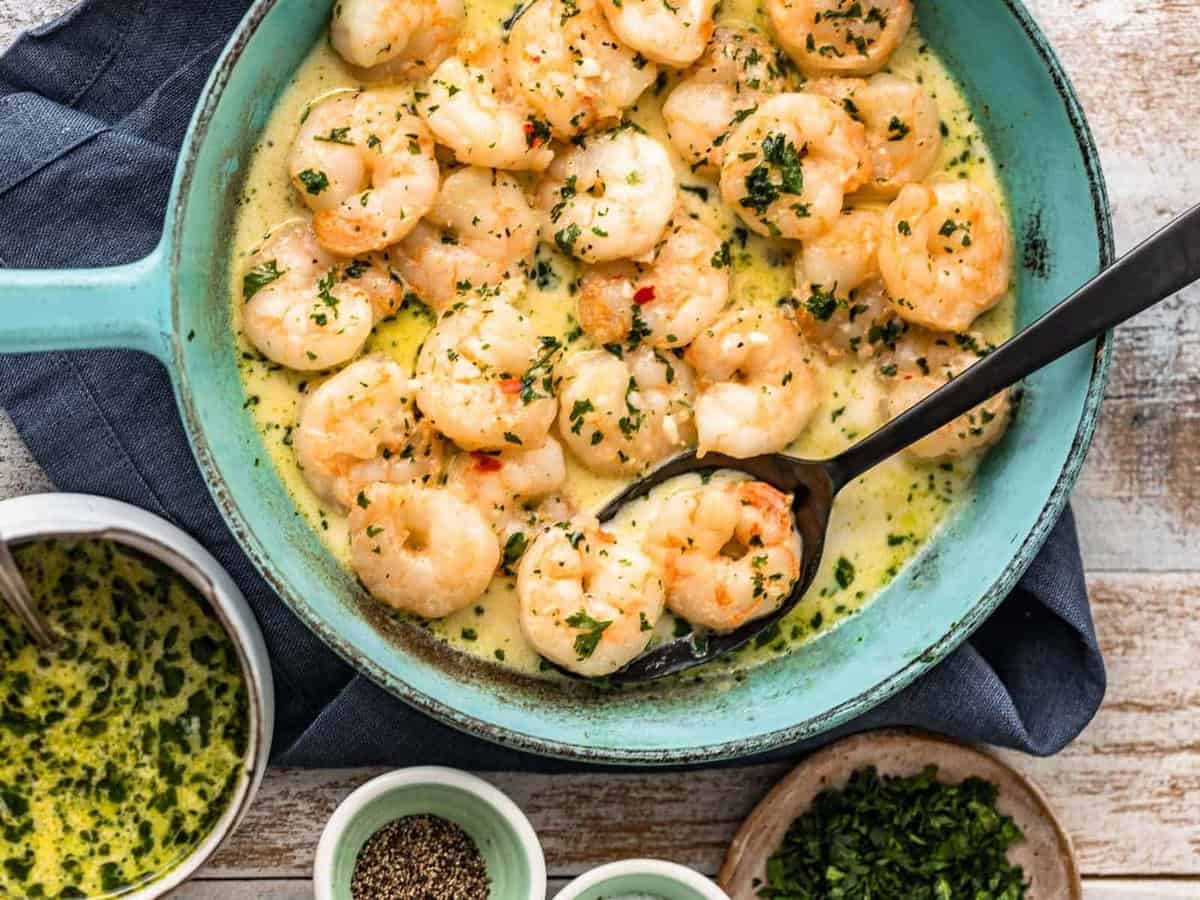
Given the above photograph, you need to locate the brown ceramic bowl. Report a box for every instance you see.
[719,729,1081,899]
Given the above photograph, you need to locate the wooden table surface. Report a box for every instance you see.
[2,1,1198,897]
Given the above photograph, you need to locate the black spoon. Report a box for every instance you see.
[600,203,1200,684]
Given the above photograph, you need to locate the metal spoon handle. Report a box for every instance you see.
[830,202,1200,487]
[0,536,57,650]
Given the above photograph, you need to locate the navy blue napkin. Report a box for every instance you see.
[0,0,1105,768]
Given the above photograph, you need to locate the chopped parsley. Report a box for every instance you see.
[242,260,285,300]
[297,168,329,195]
[313,127,354,145]
[518,336,562,404]
[525,116,552,148]
[804,286,840,321]
[566,610,612,660]
[834,556,856,590]
[741,132,805,215]
[502,532,529,569]
[555,223,582,255]
[569,399,594,434]
[887,115,911,141]
[759,766,1029,900]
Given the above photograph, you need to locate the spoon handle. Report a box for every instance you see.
[0,536,57,650]
[830,202,1200,487]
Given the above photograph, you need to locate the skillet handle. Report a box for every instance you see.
[0,245,171,363]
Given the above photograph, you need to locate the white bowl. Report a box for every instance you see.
[555,860,731,900]
[0,492,275,900]
[314,767,546,900]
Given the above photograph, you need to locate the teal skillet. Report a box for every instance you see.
[0,0,1112,763]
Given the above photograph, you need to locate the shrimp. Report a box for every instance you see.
[416,300,559,452]
[418,44,555,172]
[878,178,1013,332]
[289,90,439,256]
[645,480,801,632]
[882,332,1013,460]
[809,73,942,196]
[536,129,678,262]
[663,24,789,170]
[241,221,399,371]
[790,207,909,360]
[685,305,821,457]
[794,277,907,362]
[330,0,464,81]
[719,92,871,240]
[506,0,658,140]
[349,483,500,618]
[294,356,446,511]
[517,515,665,676]
[446,439,568,542]
[577,210,729,349]
[597,0,716,68]
[393,167,541,311]
[795,206,882,297]
[766,0,913,76]
[556,346,697,476]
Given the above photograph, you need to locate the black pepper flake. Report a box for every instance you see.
[351,815,491,900]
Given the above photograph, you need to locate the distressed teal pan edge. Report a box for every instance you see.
[0,0,1113,764]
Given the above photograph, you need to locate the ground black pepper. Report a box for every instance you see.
[351,814,491,900]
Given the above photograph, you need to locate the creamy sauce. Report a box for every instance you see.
[230,2,1014,679]
[0,539,249,898]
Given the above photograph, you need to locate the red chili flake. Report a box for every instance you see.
[500,378,523,394]
[472,452,503,472]
[523,122,544,148]
[633,285,656,305]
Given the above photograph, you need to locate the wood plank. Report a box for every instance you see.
[1031,0,1200,174]
[1028,0,1200,573]
[996,572,1200,876]
[173,883,310,900]
[192,572,1200,880]
[172,879,575,898]
[160,878,1200,899]
[0,0,75,49]
[199,764,789,880]
[0,413,52,501]
[1084,883,1200,900]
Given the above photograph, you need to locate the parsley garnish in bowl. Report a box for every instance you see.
[759,766,1028,899]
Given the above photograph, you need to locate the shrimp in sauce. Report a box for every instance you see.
[518,515,665,677]
[577,210,730,350]
[289,90,439,255]
[646,480,801,633]
[241,221,397,371]
[878,178,1013,332]
[720,92,871,240]
[767,0,913,76]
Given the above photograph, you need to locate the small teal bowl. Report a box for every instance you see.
[555,861,730,900]
[313,767,546,900]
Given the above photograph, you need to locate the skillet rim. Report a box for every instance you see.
[167,0,1115,764]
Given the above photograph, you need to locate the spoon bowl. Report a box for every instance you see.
[599,451,838,684]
